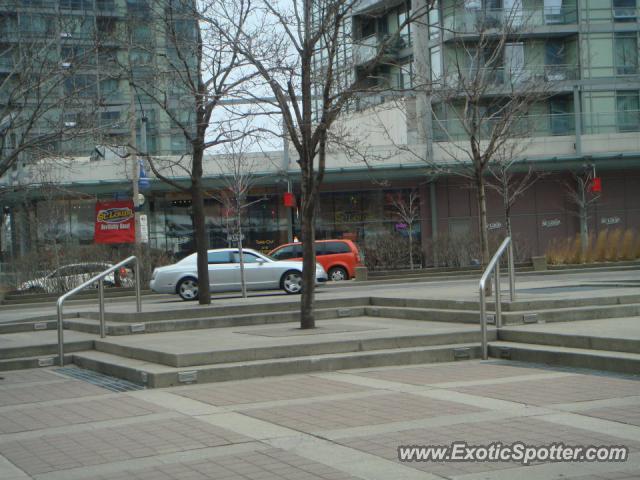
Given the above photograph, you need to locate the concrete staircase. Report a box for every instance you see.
[490,318,640,375]
[3,292,639,383]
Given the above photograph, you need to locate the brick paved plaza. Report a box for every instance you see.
[0,360,638,480]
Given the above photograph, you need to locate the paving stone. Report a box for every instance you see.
[0,417,250,475]
[337,416,640,478]
[84,448,360,480]
[242,392,484,433]
[353,361,551,386]
[0,380,107,407]
[0,369,60,385]
[176,375,373,406]
[0,395,165,433]
[578,404,640,428]
[452,374,640,405]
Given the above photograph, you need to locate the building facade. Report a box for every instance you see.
[1,0,639,269]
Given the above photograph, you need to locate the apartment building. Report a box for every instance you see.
[1,0,638,264]
[0,0,195,162]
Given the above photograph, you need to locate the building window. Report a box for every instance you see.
[96,0,116,11]
[430,46,442,82]
[60,0,93,9]
[614,33,638,75]
[64,75,97,98]
[549,98,573,135]
[613,0,636,21]
[616,91,640,132]
[358,16,376,39]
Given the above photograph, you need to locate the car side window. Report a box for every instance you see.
[232,252,261,263]
[326,241,351,254]
[315,242,327,256]
[207,251,231,264]
[272,245,294,260]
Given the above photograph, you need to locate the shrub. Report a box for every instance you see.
[363,233,423,271]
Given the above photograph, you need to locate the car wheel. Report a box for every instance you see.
[328,266,348,281]
[281,270,302,294]
[177,277,199,301]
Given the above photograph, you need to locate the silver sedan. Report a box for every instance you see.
[150,248,328,300]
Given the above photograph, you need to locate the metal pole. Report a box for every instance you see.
[508,240,516,301]
[479,282,487,360]
[135,256,142,313]
[495,263,502,329]
[57,301,64,367]
[98,279,105,338]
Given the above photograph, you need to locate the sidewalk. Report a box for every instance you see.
[0,360,638,480]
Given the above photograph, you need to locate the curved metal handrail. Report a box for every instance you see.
[479,237,516,360]
[57,256,142,367]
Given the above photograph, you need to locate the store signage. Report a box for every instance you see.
[94,200,135,244]
[139,214,149,243]
[541,219,561,228]
[601,216,621,225]
[283,192,296,207]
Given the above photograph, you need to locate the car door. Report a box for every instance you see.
[232,251,276,290]
[207,251,237,292]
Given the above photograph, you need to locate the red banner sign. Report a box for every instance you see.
[94,200,135,244]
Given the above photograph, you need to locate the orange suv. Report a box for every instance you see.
[269,239,362,281]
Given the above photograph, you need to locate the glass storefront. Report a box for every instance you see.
[26,186,422,257]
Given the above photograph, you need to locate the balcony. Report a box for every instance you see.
[432,109,640,143]
[353,35,379,66]
[442,64,578,90]
[353,33,409,66]
[442,7,578,38]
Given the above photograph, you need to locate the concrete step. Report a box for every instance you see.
[65,306,369,336]
[498,329,640,354]
[501,303,640,325]
[93,329,491,367]
[82,296,369,323]
[0,318,58,334]
[488,341,640,375]
[0,354,71,371]
[1,288,153,306]
[499,293,640,313]
[366,305,478,323]
[72,343,482,388]
[0,339,94,360]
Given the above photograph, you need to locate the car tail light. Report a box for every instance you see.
[119,267,128,278]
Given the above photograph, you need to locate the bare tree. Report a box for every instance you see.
[212,136,264,298]
[120,0,258,305]
[211,0,430,328]
[487,149,546,258]
[389,189,420,269]
[564,168,600,255]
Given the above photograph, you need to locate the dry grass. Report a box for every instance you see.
[545,229,640,265]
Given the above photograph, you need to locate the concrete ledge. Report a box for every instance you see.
[489,341,640,375]
[73,343,483,388]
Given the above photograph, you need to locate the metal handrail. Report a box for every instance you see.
[57,256,142,367]
[479,237,516,360]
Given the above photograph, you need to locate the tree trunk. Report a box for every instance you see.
[191,148,210,305]
[476,174,492,296]
[578,179,589,255]
[408,224,414,270]
[476,175,490,265]
[300,187,316,329]
[237,209,247,299]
